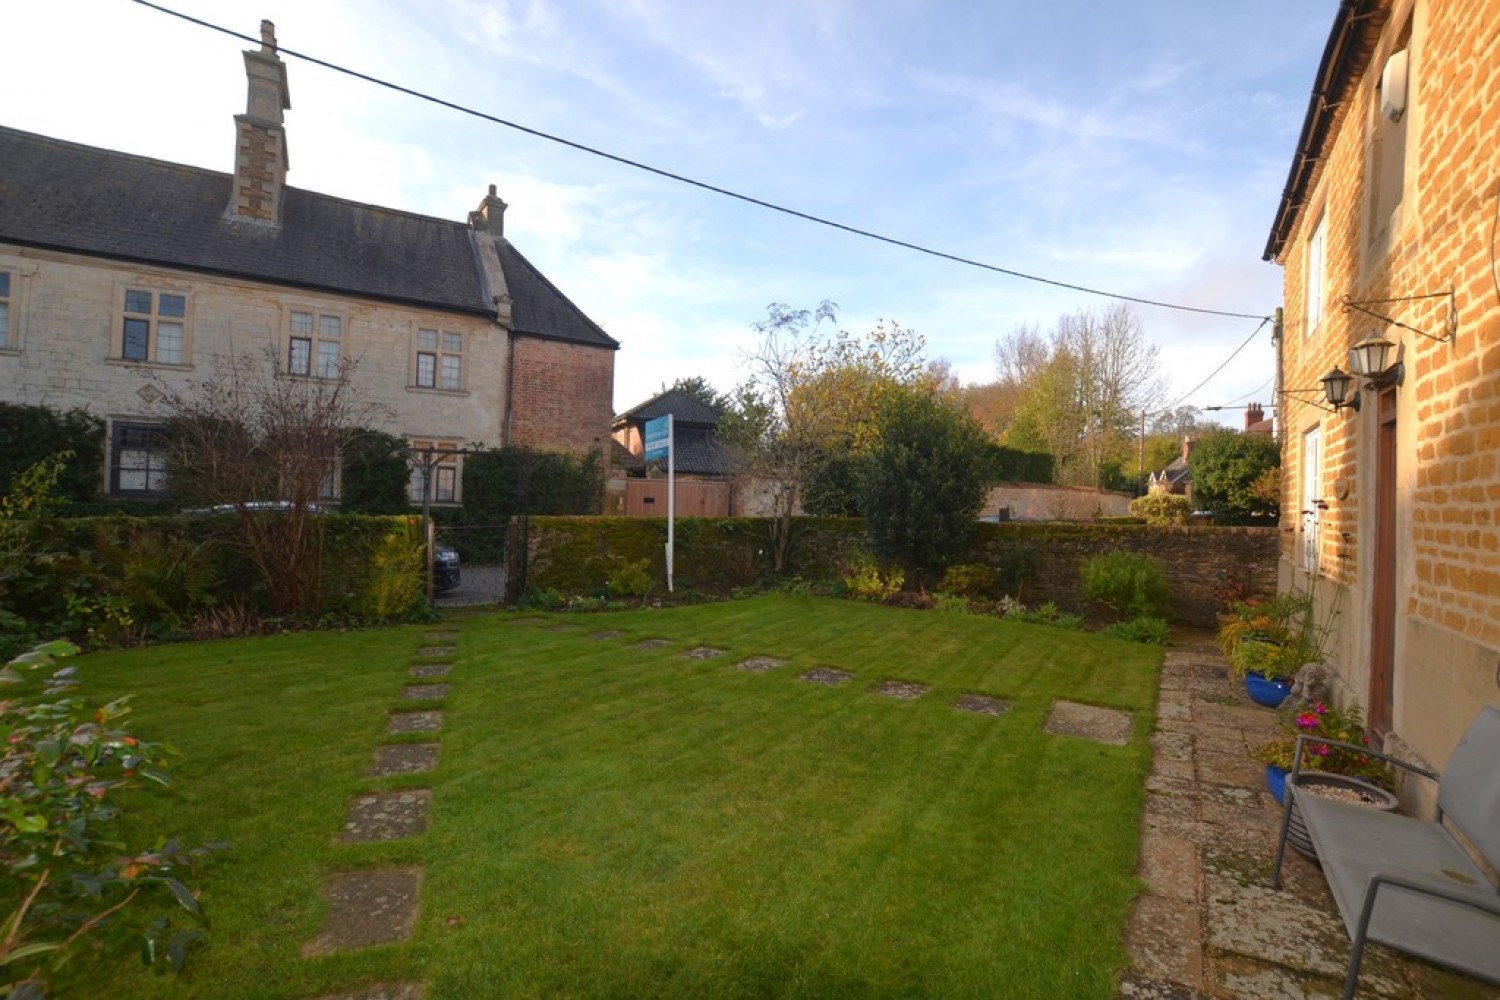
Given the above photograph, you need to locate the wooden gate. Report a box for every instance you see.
[624,479,730,517]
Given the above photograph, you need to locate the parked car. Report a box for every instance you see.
[432,544,461,592]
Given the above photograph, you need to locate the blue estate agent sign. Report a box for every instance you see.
[643,415,671,461]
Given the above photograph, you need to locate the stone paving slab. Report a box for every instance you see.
[369,743,439,777]
[340,790,431,842]
[413,647,455,659]
[402,684,449,701]
[1127,893,1203,987]
[422,630,459,642]
[735,656,787,673]
[1045,700,1133,745]
[543,623,577,632]
[588,630,621,640]
[631,638,671,650]
[683,646,727,660]
[800,667,852,686]
[953,693,1011,716]
[409,664,452,679]
[387,710,442,733]
[871,679,929,700]
[302,867,423,956]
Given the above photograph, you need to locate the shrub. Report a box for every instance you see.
[605,558,653,599]
[933,593,974,615]
[0,641,215,994]
[937,563,996,598]
[1102,616,1172,645]
[838,551,904,602]
[1080,551,1172,620]
[1127,493,1193,526]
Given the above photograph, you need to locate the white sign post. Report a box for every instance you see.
[643,414,675,592]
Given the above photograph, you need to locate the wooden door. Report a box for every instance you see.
[1370,387,1397,738]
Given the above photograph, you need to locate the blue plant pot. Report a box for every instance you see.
[1266,764,1288,806]
[1245,671,1293,709]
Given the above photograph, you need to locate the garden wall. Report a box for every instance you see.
[519,517,1278,626]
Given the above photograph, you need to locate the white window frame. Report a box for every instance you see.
[0,267,14,352]
[1305,213,1325,337]
[413,328,464,391]
[1301,426,1322,575]
[110,421,170,497]
[407,438,461,504]
[116,286,190,365]
[286,308,343,378]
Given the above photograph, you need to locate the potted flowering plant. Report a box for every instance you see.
[1216,589,1330,707]
[1254,700,1397,858]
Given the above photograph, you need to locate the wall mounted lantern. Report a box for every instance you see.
[1347,332,1404,386]
[1319,367,1359,411]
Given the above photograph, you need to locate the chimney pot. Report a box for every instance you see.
[475,185,508,238]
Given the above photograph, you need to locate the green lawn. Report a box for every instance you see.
[58,595,1162,998]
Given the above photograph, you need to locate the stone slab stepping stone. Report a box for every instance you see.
[543,623,577,632]
[414,646,455,659]
[508,617,545,625]
[387,710,442,733]
[684,646,727,660]
[422,630,458,642]
[1045,700,1133,745]
[409,664,451,678]
[735,656,787,673]
[631,638,671,650]
[801,667,852,686]
[588,630,622,640]
[308,983,424,1000]
[402,684,449,701]
[369,743,439,777]
[301,867,423,956]
[872,679,929,700]
[340,790,431,842]
[954,693,1012,716]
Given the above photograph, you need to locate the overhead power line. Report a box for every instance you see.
[1167,317,1271,409]
[135,0,1271,322]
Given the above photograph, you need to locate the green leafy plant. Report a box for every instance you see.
[933,593,974,615]
[0,641,215,996]
[605,558,653,599]
[1253,701,1390,788]
[1127,493,1193,526]
[1101,616,1172,645]
[838,551,904,602]
[936,563,996,598]
[1079,551,1172,620]
[1216,589,1331,681]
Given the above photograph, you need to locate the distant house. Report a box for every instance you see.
[610,388,734,516]
[1147,405,1272,498]
[1264,0,1500,775]
[0,20,618,505]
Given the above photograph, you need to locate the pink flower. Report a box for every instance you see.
[1309,743,1331,757]
[1296,713,1320,730]
[1314,704,1329,715]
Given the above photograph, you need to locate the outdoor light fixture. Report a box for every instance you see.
[1319,367,1359,412]
[1348,333,1397,379]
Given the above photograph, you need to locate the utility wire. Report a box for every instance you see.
[1221,375,1274,406]
[136,0,1271,322]
[1167,317,1270,409]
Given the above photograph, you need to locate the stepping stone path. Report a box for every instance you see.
[369,743,439,777]
[388,710,442,733]
[302,867,424,955]
[631,638,671,650]
[954,693,1011,716]
[872,679,929,700]
[735,656,786,673]
[1044,699,1132,746]
[308,624,461,992]
[340,790,432,842]
[801,667,853,686]
[402,683,449,701]
[543,623,577,632]
[588,630,622,640]
[684,646,727,660]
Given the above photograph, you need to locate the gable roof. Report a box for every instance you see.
[614,388,722,426]
[0,125,619,349]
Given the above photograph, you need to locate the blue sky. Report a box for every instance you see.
[9,1,1333,420]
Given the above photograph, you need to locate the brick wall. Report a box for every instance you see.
[1274,0,1500,766]
[507,335,615,456]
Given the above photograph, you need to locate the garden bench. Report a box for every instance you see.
[1270,705,1500,998]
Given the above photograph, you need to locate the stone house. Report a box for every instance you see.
[1264,0,1499,773]
[0,21,617,505]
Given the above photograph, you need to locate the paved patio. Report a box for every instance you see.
[1120,632,1499,1000]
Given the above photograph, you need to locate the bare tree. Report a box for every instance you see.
[151,351,390,615]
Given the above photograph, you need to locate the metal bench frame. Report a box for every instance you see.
[1271,705,1500,998]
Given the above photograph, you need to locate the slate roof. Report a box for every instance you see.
[0,126,618,348]
[614,388,722,426]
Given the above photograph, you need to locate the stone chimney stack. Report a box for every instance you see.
[229,20,291,224]
[471,184,508,238]
[1181,436,1195,462]
[1244,403,1265,430]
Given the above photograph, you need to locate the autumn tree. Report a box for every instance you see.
[153,351,390,614]
[720,302,930,571]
